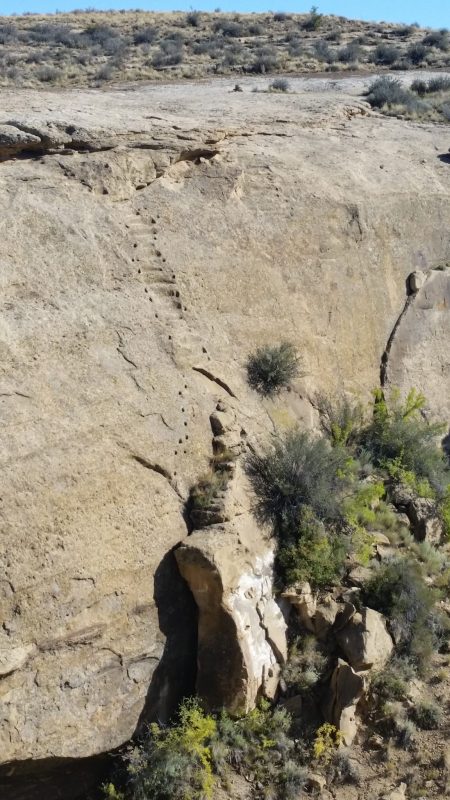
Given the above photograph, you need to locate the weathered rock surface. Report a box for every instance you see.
[0,74,449,781]
[176,513,287,712]
[336,607,394,671]
[325,659,365,746]
[389,484,444,544]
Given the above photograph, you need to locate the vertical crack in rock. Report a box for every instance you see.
[380,272,426,387]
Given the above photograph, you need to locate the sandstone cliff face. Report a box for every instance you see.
[0,75,449,785]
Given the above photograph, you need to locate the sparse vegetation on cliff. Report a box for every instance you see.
[246,342,300,396]
[108,699,306,800]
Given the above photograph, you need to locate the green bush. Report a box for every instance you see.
[362,558,440,671]
[370,659,413,701]
[110,699,306,800]
[410,701,442,730]
[246,342,300,396]
[317,394,365,448]
[212,701,306,800]
[246,429,349,535]
[277,506,347,588]
[122,699,216,800]
[360,390,448,493]
[189,469,229,510]
[302,5,323,31]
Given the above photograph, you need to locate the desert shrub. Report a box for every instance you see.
[362,558,440,670]
[359,390,448,492]
[441,486,450,538]
[395,717,417,750]
[251,46,279,73]
[370,659,413,701]
[95,63,114,81]
[186,11,201,27]
[314,39,336,63]
[325,29,342,43]
[246,342,300,396]
[372,43,400,65]
[411,75,450,97]
[410,701,442,730]
[270,78,290,92]
[365,77,417,109]
[302,5,323,32]
[152,41,184,68]
[425,76,450,93]
[407,43,428,64]
[189,469,229,510]
[422,29,449,50]
[329,750,361,785]
[277,506,347,588]
[212,701,306,800]
[246,429,349,534]
[313,724,342,762]
[283,636,328,695]
[214,19,245,38]
[273,12,290,22]
[393,25,415,38]
[317,394,365,448]
[36,65,59,82]
[133,26,157,45]
[337,42,361,63]
[122,699,216,800]
[0,23,17,44]
[411,78,428,96]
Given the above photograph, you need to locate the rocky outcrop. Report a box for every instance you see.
[0,75,449,783]
[325,659,365,746]
[336,607,394,671]
[389,484,444,544]
[383,268,450,422]
[176,516,287,712]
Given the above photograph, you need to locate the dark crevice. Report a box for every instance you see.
[176,148,220,165]
[131,454,172,481]
[192,366,237,398]
[380,294,414,387]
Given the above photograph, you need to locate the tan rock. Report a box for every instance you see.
[407,497,443,544]
[281,582,316,632]
[325,659,365,746]
[307,772,327,791]
[381,783,407,800]
[408,270,427,293]
[176,514,287,712]
[336,607,393,670]
[0,76,448,773]
[314,596,340,638]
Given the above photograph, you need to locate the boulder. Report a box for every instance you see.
[314,596,340,639]
[336,607,393,671]
[281,582,316,632]
[0,123,41,158]
[325,659,365,746]
[408,270,426,293]
[348,566,372,587]
[407,497,443,544]
[381,783,407,800]
[176,514,287,712]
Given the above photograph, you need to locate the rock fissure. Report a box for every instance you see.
[192,366,237,398]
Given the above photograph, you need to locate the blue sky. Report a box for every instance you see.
[1,0,449,28]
